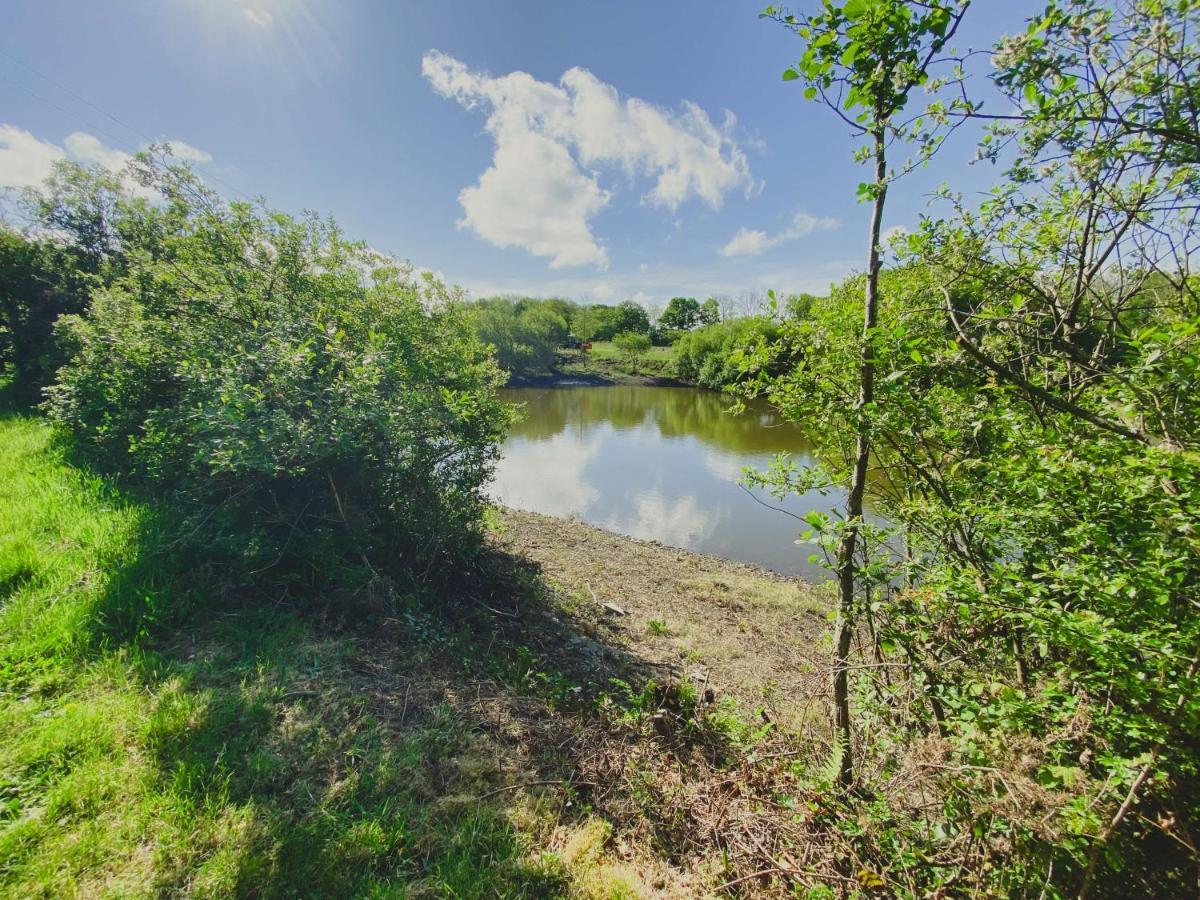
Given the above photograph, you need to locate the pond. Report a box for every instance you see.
[491,385,846,578]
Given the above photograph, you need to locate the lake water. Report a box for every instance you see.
[491,385,844,578]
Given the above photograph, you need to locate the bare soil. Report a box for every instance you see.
[492,508,831,728]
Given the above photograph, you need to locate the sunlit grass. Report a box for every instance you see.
[0,412,566,897]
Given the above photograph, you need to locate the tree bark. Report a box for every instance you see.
[833,127,887,788]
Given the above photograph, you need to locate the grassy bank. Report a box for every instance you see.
[0,413,566,896]
[554,343,682,385]
[0,412,842,897]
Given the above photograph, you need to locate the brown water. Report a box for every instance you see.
[491,385,845,578]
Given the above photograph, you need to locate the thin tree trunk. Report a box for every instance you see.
[833,127,887,789]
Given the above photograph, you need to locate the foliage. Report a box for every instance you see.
[0,229,90,403]
[43,158,513,588]
[611,331,652,371]
[658,296,703,331]
[1,162,155,403]
[469,296,570,375]
[673,316,781,389]
[752,0,1200,891]
[573,300,651,342]
[768,0,971,790]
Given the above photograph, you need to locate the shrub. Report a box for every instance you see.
[45,160,513,587]
[611,331,652,370]
[673,317,779,389]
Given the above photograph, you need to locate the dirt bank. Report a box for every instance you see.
[492,508,831,728]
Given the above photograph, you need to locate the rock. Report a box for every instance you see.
[602,601,627,616]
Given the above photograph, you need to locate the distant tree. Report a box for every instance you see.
[659,296,702,331]
[471,298,567,374]
[699,297,721,326]
[612,331,652,371]
[674,317,780,389]
[574,304,616,341]
[735,289,767,318]
[713,293,736,321]
[612,300,651,335]
[785,292,822,319]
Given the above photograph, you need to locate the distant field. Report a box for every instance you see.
[560,340,678,381]
[584,340,676,368]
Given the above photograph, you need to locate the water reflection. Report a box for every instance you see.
[492,386,839,578]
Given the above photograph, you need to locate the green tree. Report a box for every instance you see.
[612,300,651,335]
[659,297,702,331]
[612,331,652,371]
[750,1,1200,888]
[470,298,568,375]
[768,0,970,786]
[0,229,90,403]
[699,297,721,326]
[673,317,780,389]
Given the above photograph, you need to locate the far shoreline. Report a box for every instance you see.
[505,369,690,388]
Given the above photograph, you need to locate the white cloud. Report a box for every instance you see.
[63,131,132,172]
[165,140,213,163]
[720,227,774,258]
[720,211,839,258]
[0,124,211,199]
[0,125,66,189]
[422,50,754,270]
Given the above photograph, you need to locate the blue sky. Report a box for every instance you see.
[1,0,1041,308]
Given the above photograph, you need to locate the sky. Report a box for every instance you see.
[0,0,1043,309]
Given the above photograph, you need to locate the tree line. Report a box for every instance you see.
[462,294,785,377]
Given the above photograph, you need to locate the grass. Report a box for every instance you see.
[0,413,571,898]
[0,408,844,897]
[558,342,677,381]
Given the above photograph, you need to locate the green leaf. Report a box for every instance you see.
[782,68,800,82]
[843,0,867,20]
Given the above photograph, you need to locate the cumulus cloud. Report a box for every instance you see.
[422,50,754,269]
[720,211,839,258]
[0,124,211,198]
[0,125,66,189]
[63,131,133,172]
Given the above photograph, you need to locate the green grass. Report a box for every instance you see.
[0,413,568,898]
[557,342,677,382]
[583,341,675,374]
